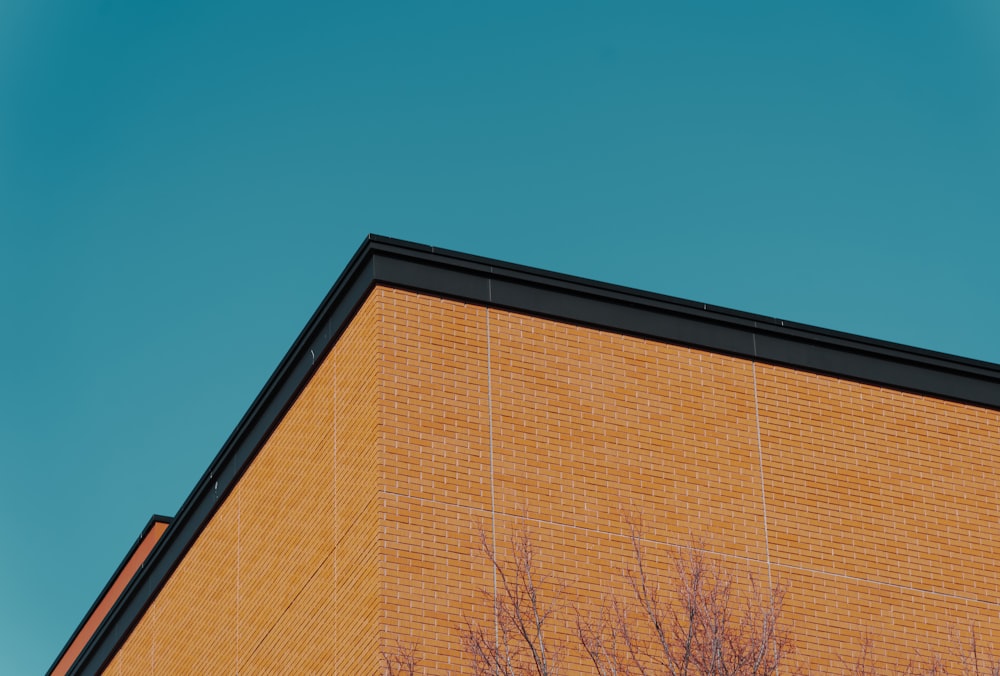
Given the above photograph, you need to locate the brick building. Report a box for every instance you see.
[52,236,1000,674]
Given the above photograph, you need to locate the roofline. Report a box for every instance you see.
[49,515,173,675]
[64,234,1000,674]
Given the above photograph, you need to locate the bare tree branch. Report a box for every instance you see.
[585,524,793,676]
[955,625,1000,676]
[391,519,997,676]
[462,525,562,676]
[381,639,418,676]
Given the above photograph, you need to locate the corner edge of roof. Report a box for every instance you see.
[63,234,1000,674]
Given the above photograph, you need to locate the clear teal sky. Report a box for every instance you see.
[2,2,998,673]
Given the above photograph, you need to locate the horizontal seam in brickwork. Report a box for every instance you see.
[768,560,1000,608]
[380,489,768,569]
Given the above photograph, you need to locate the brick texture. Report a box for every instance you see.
[104,286,1000,674]
[105,292,381,675]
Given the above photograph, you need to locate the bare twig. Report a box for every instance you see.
[381,639,418,676]
[586,524,792,676]
[462,526,562,676]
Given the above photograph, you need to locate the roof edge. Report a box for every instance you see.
[64,235,1000,674]
[49,515,172,676]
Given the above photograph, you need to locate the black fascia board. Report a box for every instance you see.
[66,234,1000,674]
[364,235,1000,407]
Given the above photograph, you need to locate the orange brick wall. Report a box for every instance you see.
[105,294,382,674]
[104,286,1000,674]
[375,288,1000,674]
[377,288,497,672]
[758,365,1000,668]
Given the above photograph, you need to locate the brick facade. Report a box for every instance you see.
[56,239,1000,674]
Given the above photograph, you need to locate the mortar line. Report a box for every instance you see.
[751,333,774,592]
[485,287,499,651]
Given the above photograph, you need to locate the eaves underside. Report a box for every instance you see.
[62,234,1000,675]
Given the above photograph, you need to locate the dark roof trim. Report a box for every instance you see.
[50,515,172,675]
[66,235,1000,674]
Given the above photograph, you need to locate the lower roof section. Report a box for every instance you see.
[61,234,1000,674]
[50,516,172,676]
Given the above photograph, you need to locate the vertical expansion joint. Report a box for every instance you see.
[485,287,500,649]
[751,333,774,592]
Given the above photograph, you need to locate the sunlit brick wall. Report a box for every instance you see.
[105,295,382,674]
[104,286,1000,674]
[376,287,1000,674]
